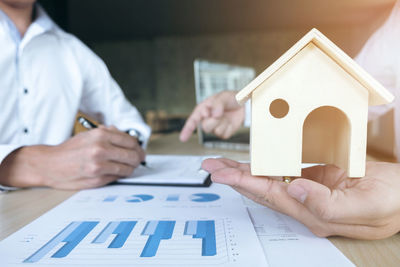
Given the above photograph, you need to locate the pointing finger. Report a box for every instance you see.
[180,103,211,142]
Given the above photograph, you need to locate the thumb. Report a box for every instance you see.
[287,178,336,221]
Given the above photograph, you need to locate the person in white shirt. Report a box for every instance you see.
[0,0,151,190]
[180,1,400,239]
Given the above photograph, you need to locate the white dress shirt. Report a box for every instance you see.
[355,0,400,159]
[0,5,151,168]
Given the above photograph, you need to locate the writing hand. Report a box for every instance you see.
[0,125,145,190]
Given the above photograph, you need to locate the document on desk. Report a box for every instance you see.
[117,154,215,186]
[0,184,268,267]
[242,197,355,267]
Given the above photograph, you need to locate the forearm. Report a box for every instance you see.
[0,127,146,190]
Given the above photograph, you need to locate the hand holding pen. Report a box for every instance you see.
[3,116,147,190]
[77,116,147,167]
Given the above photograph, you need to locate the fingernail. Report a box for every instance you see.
[287,184,307,203]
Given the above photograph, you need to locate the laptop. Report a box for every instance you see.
[194,59,255,150]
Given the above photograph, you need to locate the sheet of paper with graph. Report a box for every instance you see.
[0,184,267,267]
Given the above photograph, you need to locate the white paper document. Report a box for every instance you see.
[242,197,355,267]
[118,155,214,186]
[0,184,267,267]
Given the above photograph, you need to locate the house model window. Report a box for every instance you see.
[269,99,289,119]
[236,29,394,178]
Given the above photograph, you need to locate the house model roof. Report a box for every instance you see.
[236,28,394,106]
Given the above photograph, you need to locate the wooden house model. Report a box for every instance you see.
[236,29,394,177]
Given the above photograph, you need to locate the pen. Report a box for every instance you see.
[77,116,147,167]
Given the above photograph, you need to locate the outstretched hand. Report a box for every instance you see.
[202,158,400,239]
[180,91,244,142]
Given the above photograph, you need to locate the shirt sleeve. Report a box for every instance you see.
[354,0,400,121]
[0,144,22,164]
[354,1,400,159]
[0,184,18,193]
[67,35,151,147]
[0,145,21,192]
[244,99,251,128]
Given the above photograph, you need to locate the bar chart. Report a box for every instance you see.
[24,221,99,263]
[140,221,176,257]
[22,218,230,265]
[92,221,137,248]
[184,220,216,256]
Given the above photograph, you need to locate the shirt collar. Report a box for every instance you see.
[0,3,56,46]
[31,4,55,34]
[0,6,21,45]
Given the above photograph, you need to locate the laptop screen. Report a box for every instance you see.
[194,59,255,150]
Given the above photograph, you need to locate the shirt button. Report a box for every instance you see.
[23,88,29,94]
[23,128,29,134]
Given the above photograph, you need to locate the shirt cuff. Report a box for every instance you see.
[0,184,18,193]
[0,144,22,164]
[243,99,251,128]
[128,124,151,149]
[0,145,23,192]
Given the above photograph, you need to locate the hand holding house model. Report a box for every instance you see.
[236,29,394,178]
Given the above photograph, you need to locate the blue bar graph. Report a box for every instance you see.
[166,194,180,201]
[184,220,216,256]
[92,221,137,248]
[24,221,98,263]
[103,195,118,202]
[140,220,176,257]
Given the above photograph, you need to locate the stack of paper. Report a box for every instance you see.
[118,155,214,186]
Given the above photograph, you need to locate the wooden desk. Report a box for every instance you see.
[1,133,400,266]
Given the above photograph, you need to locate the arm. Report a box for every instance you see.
[0,126,144,190]
[0,35,150,190]
[203,158,400,239]
[69,35,151,147]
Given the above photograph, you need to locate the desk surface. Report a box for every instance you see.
[1,133,400,266]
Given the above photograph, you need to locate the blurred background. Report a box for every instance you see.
[39,0,395,132]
